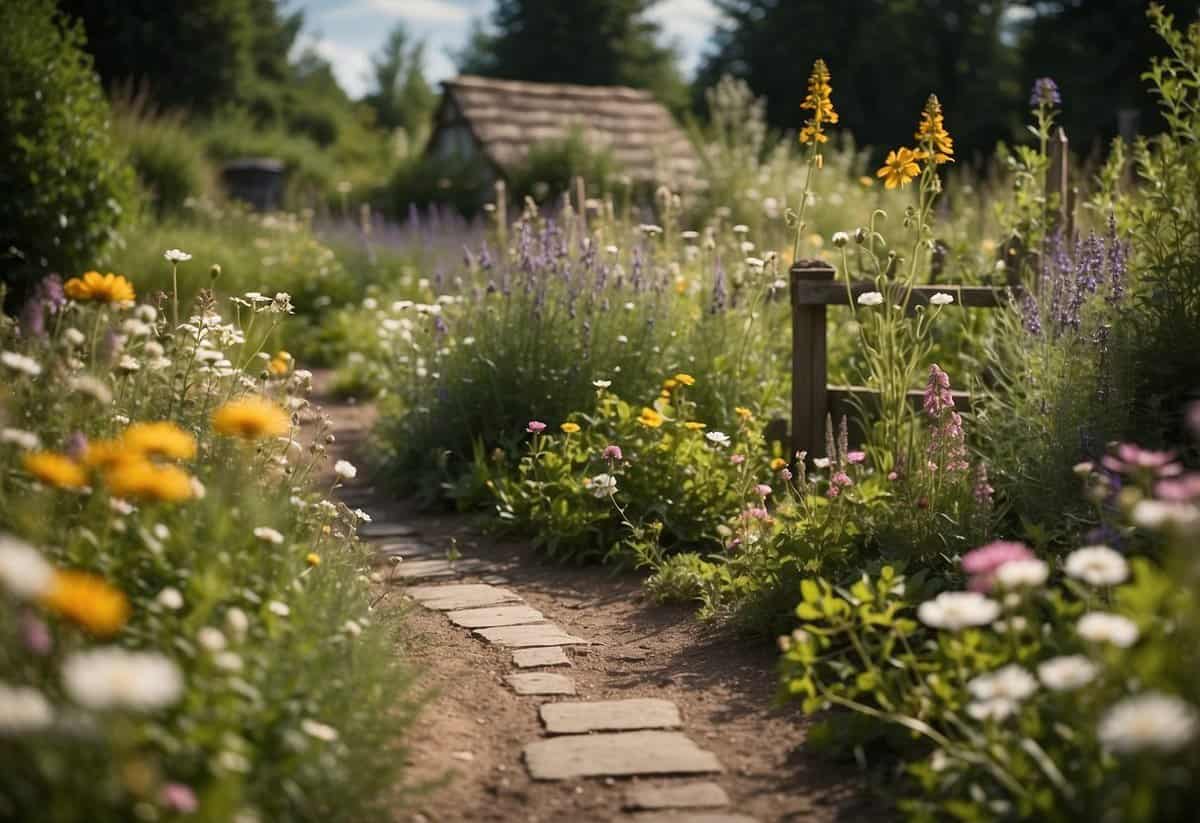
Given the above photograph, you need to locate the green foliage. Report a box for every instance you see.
[508,127,619,204]
[111,91,216,215]
[0,270,419,821]
[0,0,136,295]
[364,24,438,136]
[456,0,689,115]
[377,153,493,218]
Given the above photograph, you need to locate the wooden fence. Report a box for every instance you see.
[785,127,1073,461]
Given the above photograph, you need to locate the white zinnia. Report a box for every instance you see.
[1037,655,1098,691]
[334,460,357,480]
[0,683,54,732]
[1064,545,1129,586]
[705,431,731,448]
[1077,612,1139,647]
[1098,692,1198,754]
[0,535,53,599]
[812,457,831,469]
[163,249,192,262]
[917,591,1001,631]
[1131,499,1200,531]
[968,664,1038,702]
[993,558,1049,588]
[1,352,41,377]
[62,648,183,711]
[856,291,884,307]
[966,697,1017,722]
[929,292,955,306]
[589,473,618,499]
[253,527,284,545]
[156,587,184,610]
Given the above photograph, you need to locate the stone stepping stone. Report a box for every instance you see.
[376,541,438,559]
[513,647,571,668]
[524,731,721,780]
[624,782,730,811]
[446,604,545,629]
[505,673,576,695]
[391,558,492,581]
[540,699,681,735]
[475,623,588,648]
[406,584,522,611]
[631,814,756,823]
[358,522,419,539]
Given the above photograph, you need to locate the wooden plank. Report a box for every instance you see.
[790,262,835,462]
[790,281,1010,308]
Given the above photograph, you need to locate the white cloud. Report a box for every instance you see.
[325,0,472,24]
[296,34,373,98]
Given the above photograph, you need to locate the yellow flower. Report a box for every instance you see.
[770,457,788,471]
[798,59,838,145]
[858,175,875,187]
[659,390,671,400]
[673,373,695,386]
[24,452,87,489]
[637,408,664,428]
[735,406,754,420]
[269,356,290,376]
[560,422,581,434]
[684,421,706,431]
[674,276,688,295]
[306,553,321,567]
[63,271,135,304]
[212,396,290,440]
[105,460,193,503]
[40,570,130,636]
[662,378,679,391]
[876,147,922,189]
[121,421,197,461]
[915,95,954,165]
[82,439,135,472]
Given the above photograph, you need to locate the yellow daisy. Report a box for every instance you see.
[212,396,291,440]
[876,147,922,189]
[40,570,130,636]
[64,271,135,304]
[24,452,87,489]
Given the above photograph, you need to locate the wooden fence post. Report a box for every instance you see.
[1046,127,1073,240]
[790,260,836,464]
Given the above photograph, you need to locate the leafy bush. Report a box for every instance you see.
[508,126,618,205]
[0,266,418,821]
[0,0,135,296]
[111,91,216,215]
[376,152,494,218]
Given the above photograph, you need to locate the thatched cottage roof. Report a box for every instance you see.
[427,75,699,185]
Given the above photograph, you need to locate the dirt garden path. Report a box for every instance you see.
[310,374,880,823]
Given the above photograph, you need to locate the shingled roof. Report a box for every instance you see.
[429,75,699,185]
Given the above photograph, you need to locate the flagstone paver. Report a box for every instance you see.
[623,782,730,811]
[391,558,493,581]
[446,604,545,629]
[405,583,522,611]
[375,541,439,559]
[475,623,588,648]
[358,522,419,539]
[540,699,681,735]
[512,647,571,668]
[524,731,722,780]
[504,673,577,696]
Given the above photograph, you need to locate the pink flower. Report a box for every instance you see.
[846,450,866,464]
[160,783,198,814]
[962,541,1035,591]
[1156,473,1200,502]
[887,471,899,481]
[526,420,546,434]
[602,444,623,461]
[742,506,770,521]
[21,611,51,656]
[755,484,772,497]
[780,468,793,481]
[730,454,746,465]
[831,471,853,487]
[1102,443,1179,475]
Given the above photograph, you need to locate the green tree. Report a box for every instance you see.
[696,0,1021,160]
[364,24,437,134]
[456,0,689,114]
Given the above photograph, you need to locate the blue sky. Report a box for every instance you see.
[292,0,721,99]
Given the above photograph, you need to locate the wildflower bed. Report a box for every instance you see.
[0,266,416,821]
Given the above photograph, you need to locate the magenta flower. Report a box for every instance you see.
[526,420,547,434]
[962,541,1035,591]
[602,444,623,461]
[755,484,772,497]
[160,783,198,813]
[1156,473,1200,502]
[846,450,866,464]
[1102,443,1179,476]
[831,471,853,488]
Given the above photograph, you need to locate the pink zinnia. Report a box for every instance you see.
[730,454,746,465]
[755,483,772,497]
[846,450,866,464]
[160,783,198,813]
[602,444,623,461]
[526,420,546,434]
[962,541,1034,591]
[831,471,853,487]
